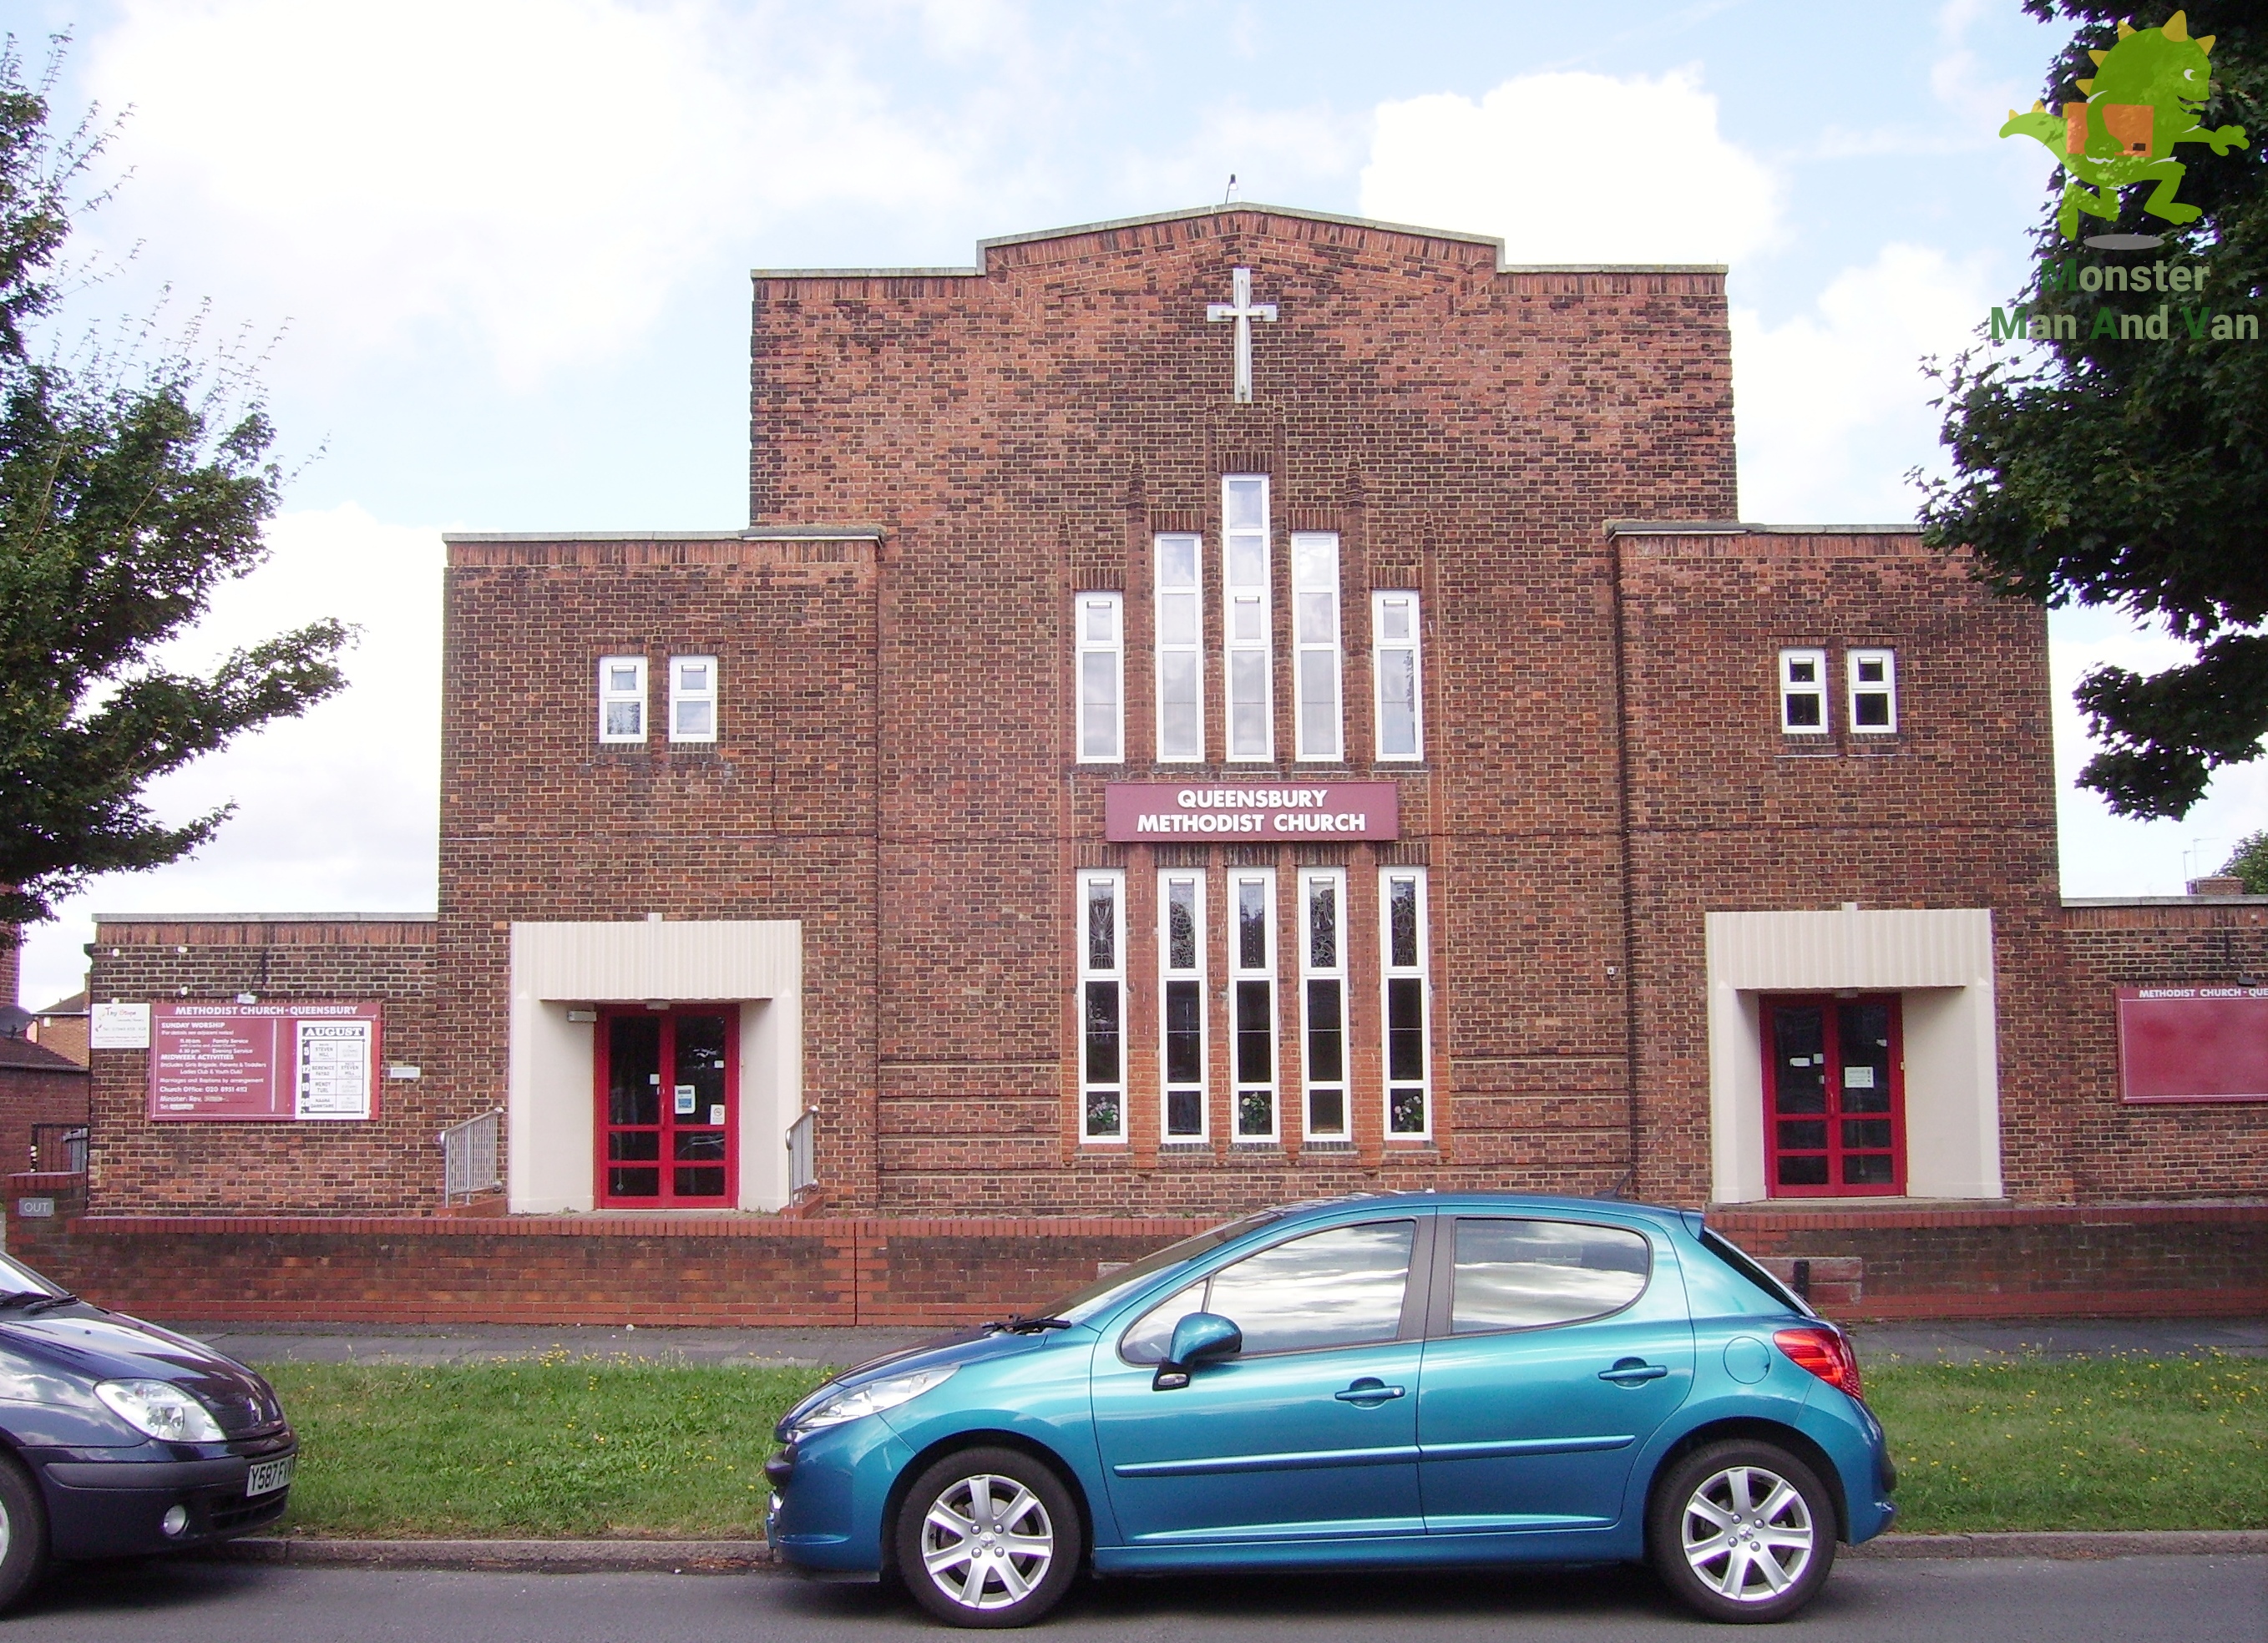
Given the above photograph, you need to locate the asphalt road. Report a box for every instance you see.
[14,1555,2265,1641]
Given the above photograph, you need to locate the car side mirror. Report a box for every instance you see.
[1153,1312,1243,1390]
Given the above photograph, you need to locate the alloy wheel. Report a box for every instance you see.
[919,1472,1056,1610]
[1678,1462,1816,1601]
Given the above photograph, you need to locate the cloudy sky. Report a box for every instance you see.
[13,0,2262,1005]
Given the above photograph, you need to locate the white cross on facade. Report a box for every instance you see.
[1206,265,1278,404]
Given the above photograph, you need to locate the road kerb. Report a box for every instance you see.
[1850,1529,2266,1560]
[195,1529,2265,1574]
[203,1538,777,1574]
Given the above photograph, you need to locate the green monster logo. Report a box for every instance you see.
[1998,9,2248,241]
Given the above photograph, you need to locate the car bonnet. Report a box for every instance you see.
[0,1307,285,1435]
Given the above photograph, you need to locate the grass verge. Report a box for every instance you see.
[255,1352,2265,1539]
[1867,1354,2265,1533]
[258,1356,829,1539]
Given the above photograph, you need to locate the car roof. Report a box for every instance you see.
[1268,1191,1693,1231]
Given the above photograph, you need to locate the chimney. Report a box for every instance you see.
[2187,876,2248,897]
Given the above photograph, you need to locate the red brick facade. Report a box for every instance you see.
[80,918,435,1213]
[46,205,2268,1256]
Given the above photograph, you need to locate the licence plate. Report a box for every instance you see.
[246,1457,294,1497]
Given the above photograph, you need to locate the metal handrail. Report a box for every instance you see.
[786,1110,816,1194]
[439,1109,503,1204]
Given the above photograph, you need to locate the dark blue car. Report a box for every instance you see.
[767,1194,1895,1626]
[0,1248,296,1610]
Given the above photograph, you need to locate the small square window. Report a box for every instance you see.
[669,655,717,743]
[1849,649,1897,734]
[599,655,647,744]
[1779,649,1827,735]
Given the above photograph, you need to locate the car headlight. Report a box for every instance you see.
[785,1366,956,1436]
[96,1379,226,1443]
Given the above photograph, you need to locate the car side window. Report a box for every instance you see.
[1120,1220,1417,1362]
[1450,1218,1650,1333]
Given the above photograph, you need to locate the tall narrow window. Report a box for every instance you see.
[1779,649,1827,734]
[1159,872,1207,1140]
[1076,595,1124,762]
[1292,533,1342,761]
[1849,648,1897,734]
[1372,591,1424,761]
[1222,476,1273,761]
[1080,872,1126,1142]
[1381,868,1430,1139]
[598,655,647,744]
[1229,868,1277,1140]
[668,655,717,744]
[1299,868,1349,1140]
[1155,535,1204,761]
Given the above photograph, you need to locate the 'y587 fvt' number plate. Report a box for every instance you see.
[246,1457,294,1497]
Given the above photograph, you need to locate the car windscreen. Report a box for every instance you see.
[1698,1227,1810,1315]
[1045,1208,1286,1324]
[0,1249,68,1299]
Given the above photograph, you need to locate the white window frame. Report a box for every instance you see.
[1371,590,1425,761]
[1228,867,1278,1141]
[1380,867,1432,1140]
[1298,868,1349,1140]
[1158,870,1208,1143]
[1079,870,1126,1143]
[1153,535,1205,761]
[1779,648,1829,736]
[1291,533,1342,761]
[1221,475,1274,763]
[1848,648,1898,734]
[667,655,718,744]
[598,655,648,745]
[1076,594,1124,764]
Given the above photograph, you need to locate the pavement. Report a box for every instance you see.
[157,1315,2268,1369]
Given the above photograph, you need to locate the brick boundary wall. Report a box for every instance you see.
[7,1180,2260,1326]
[1712,1202,2268,1320]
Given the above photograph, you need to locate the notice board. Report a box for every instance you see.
[2115,988,2268,1103]
[148,1001,382,1121]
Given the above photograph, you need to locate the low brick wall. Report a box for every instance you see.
[7,1178,2260,1326]
[1714,1202,2268,1320]
[3,1178,1202,1327]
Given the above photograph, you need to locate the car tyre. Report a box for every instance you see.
[1648,1439,1836,1623]
[895,1446,1081,1629]
[0,1456,49,1615]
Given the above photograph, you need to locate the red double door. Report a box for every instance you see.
[596,1007,738,1207]
[1763,994,1905,1197]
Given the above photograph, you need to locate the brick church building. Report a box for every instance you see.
[19,205,2263,1322]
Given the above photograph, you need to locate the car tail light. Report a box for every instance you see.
[1774,1326,1865,1401]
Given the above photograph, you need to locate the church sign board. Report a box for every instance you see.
[1104,781,1400,842]
[147,1001,382,1122]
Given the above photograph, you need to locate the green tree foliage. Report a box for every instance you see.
[1917,3,2265,819]
[2223,827,2268,892]
[0,40,347,933]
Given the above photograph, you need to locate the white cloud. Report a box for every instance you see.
[1731,243,2002,523]
[83,0,978,387]
[1358,68,1780,264]
[17,505,443,1009]
[1116,104,1364,217]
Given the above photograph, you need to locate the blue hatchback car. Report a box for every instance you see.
[768,1194,1895,1627]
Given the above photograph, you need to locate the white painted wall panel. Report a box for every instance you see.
[507,920,803,1214]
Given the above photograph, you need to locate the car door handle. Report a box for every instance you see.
[1597,1359,1669,1385]
[1334,1378,1406,1403]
